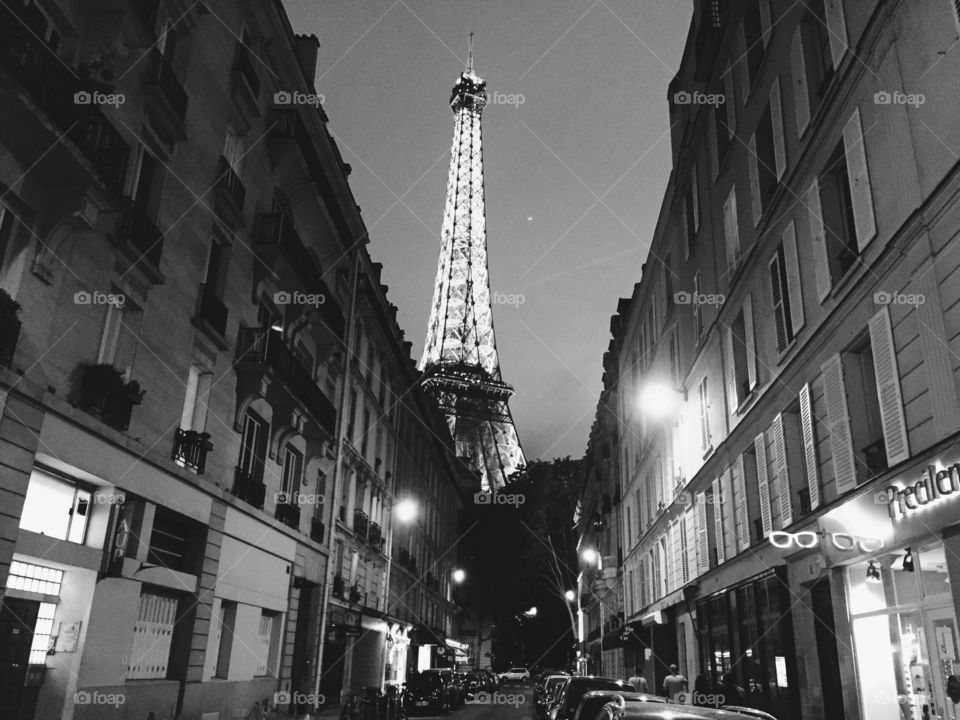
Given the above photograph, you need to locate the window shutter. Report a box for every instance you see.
[799,382,821,509]
[782,221,805,334]
[682,196,691,259]
[685,506,698,580]
[807,180,832,301]
[869,307,910,465]
[748,135,762,227]
[691,165,700,232]
[770,252,789,353]
[737,23,750,103]
[668,522,679,592]
[770,77,786,179]
[724,65,737,135]
[696,492,710,574]
[824,0,849,68]
[710,114,720,180]
[822,354,857,493]
[725,327,739,414]
[843,107,877,250]
[732,454,750,551]
[743,294,757,388]
[791,28,810,136]
[712,477,725,565]
[772,413,793,528]
[699,377,711,449]
[754,432,772,537]
[724,186,740,269]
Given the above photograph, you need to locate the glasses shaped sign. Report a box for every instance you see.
[769,531,884,552]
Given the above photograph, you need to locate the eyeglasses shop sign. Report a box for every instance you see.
[879,462,960,519]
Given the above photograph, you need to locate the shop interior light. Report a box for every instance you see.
[902,547,915,572]
[866,560,882,584]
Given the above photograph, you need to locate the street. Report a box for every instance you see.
[411,687,533,720]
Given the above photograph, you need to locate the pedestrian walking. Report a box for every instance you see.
[627,667,647,693]
[662,664,687,702]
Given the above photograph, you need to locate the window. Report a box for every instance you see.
[223,126,245,175]
[741,0,771,93]
[818,143,859,284]
[693,272,704,340]
[684,172,699,257]
[129,146,162,220]
[204,239,230,299]
[698,377,711,450]
[347,389,358,438]
[723,186,741,272]
[238,411,267,481]
[6,561,63,595]
[749,80,786,223]
[29,602,57,664]
[714,65,737,167]
[361,408,371,456]
[669,329,680,385]
[19,469,91,543]
[213,600,237,679]
[769,223,804,354]
[627,570,635,614]
[148,507,198,573]
[180,366,212,432]
[127,589,180,680]
[727,298,756,409]
[21,1,61,50]
[280,445,303,497]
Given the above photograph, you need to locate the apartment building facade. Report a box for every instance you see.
[0,0,463,717]
[609,1,960,719]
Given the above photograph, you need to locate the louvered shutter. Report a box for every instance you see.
[724,186,740,269]
[843,107,877,250]
[791,28,810,136]
[685,506,698,579]
[669,522,680,592]
[743,294,757,388]
[869,307,910,465]
[772,414,793,528]
[749,135,762,226]
[680,513,691,583]
[771,77,786,179]
[799,382,821,509]
[755,432,772,536]
[770,252,789,352]
[724,64,737,135]
[732,455,750,551]
[712,477,725,564]
[738,23,750,103]
[824,0,849,67]
[696,492,710,574]
[691,165,700,233]
[725,327,739,414]
[822,354,857,493]
[782,222,805,334]
[710,113,721,179]
[807,180,832,301]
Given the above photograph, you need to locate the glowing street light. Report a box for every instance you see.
[581,548,600,566]
[564,589,576,602]
[395,499,418,524]
[523,606,538,618]
[452,568,466,584]
[637,380,685,421]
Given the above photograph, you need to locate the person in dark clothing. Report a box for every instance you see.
[719,671,746,707]
[693,674,712,706]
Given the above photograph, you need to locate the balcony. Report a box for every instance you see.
[368,521,382,548]
[214,156,246,227]
[310,516,325,544]
[171,428,211,474]
[231,42,261,120]
[233,466,266,510]
[332,574,345,600]
[194,283,229,342]
[353,509,369,540]
[145,50,188,141]
[235,327,337,435]
[114,198,164,282]
[275,499,301,530]
[72,363,144,431]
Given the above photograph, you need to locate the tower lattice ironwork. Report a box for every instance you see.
[419,43,525,492]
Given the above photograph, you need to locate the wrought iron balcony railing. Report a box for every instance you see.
[216,155,245,213]
[275,500,301,529]
[196,283,228,338]
[232,466,266,509]
[353,508,369,539]
[171,428,211,474]
[310,516,325,544]
[368,521,382,548]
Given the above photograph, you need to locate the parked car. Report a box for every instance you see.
[596,701,778,720]
[548,676,630,720]
[534,669,566,699]
[480,670,499,690]
[572,691,665,720]
[463,672,483,695]
[536,674,571,717]
[716,708,777,719]
[404,671,452,715]
[499,667,532,683]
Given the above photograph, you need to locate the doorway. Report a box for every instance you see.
[0,598,40,719]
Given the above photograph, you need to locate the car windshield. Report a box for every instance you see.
[566,679,625,710]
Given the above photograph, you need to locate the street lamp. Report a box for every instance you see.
[395,498,418,524]
[637,380,685,421]
[564,590,576,602]
[579,550,605,676]
[581,548,600,566]
[516,607,537,667]
[452,568,466,584]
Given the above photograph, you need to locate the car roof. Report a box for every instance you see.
[616,705,768,719]
[582,690,666,703]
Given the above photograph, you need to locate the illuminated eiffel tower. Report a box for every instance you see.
[419,38,525,492]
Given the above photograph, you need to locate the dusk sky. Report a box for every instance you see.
[282,0,692,461]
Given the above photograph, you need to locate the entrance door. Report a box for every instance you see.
[0,598,40,718]
[925,605,960,720]
[290,581,319,712]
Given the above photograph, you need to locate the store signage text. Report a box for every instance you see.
[881,463,960,520]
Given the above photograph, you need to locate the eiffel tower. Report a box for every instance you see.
[419,38,525,492]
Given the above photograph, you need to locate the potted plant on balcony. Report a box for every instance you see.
[0,289,21,367]
[72,363,145,430]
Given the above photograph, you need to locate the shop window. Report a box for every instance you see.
[19,469,91,544]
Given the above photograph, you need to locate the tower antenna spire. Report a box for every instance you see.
[467,32,474,73]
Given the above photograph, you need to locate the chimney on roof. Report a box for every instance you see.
[294,34,320,86]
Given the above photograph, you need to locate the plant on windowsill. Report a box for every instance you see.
[0,289,21,367]
[71,363,146,431]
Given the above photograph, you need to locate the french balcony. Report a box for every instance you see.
[368,521,382,548]
[231,42,261,120]
[171,428,212,475]
[232,466,266,510]
[194,283,229,343]
[214,155,246,227]
[114,198,165,282]
[353,509,369,539]
[145,49,188,141]
[275,499,301,530]
[310,516,325,544]
[235,327,337,435]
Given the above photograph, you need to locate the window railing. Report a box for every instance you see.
[171,428,211,474]
[196,283,228,337]
[233,466,266,509]
[275,499,301,529]
[353,508,369,539]
[216,155,245,213]
[310,516,325,544]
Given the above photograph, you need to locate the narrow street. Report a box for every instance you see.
[416,687,533,720]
